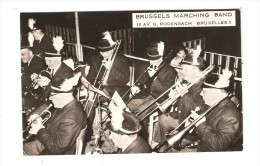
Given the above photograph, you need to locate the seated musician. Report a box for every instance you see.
[127,41,177,141]
[21,33,47,108]
[28,18,53,59]
[80,31,130,141]
[30,36,74,103]
[23,72,87,155]
[106,108,151,153]
[187,68,242,152]
[153,45,207,151]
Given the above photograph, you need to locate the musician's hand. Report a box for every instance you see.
[168,81,187,98]
[130,85,141,97]
[147,68,157,77]
[100,81,108,86]
[189,109,206,127]
[102,59,112,69]
[37,75,51,87]
[30,73,38,81]
[28,114,39,123]
[29,117,45,135]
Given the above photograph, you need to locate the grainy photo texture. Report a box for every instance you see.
[20,9,242,155]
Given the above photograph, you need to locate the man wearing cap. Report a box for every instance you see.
[81,31,130,142]
[127,41,177,141]
[188,68,242,152]
[30,36,74,102]
[23,72,87,155]
[153,45,208,151]
[28,18,53,58]
[106,109,151,153]
[21,33,47,108]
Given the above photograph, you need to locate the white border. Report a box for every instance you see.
[0,1,259,166]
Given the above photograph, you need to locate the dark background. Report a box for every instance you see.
[20,9,241,58]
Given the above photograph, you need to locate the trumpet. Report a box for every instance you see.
[137,65,215,121]
[23,69,52,100]
[153,93,229,152]
[23,104,52,141]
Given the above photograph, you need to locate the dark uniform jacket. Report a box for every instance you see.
[133,62,177,103]
[120,136,151,154]
[86,52,130,97]
[37,99,86,155]
[33,34,53,58]
[42,62,74,100]
[195,98,242,152]
[22,55,47,92]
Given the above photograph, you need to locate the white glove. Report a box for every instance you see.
[130,85,141,97]
[102,59,112,69]
[29,117,45,135]
[189,109,206,127]
[30,73,38,81]
[147,67,157,77]
[37,75,51,87]
[28,114,39,123]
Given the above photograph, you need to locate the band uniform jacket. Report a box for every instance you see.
[195,98,242,152]
[121,136,151,154]
[36,98,87,155]
[86,52,130,98]
[22,55,47,91]
[33,34,53,58]
[133,62,177,103]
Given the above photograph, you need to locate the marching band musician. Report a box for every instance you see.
[188,68,243,152]
[106,108,151,153]
[28,18,53,59]
[23,72,86,155]
[30,36,74,103]
[21,33,47,108]
[170,43,187,68]
[127,41,177,141]
[152,45,207,151]
[81,31,130,142]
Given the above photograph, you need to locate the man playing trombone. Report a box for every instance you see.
[153,45,208,151]
[23,72,87,155]
[127,41,177,141]
[187,68,242,151]
[80,31,130,142]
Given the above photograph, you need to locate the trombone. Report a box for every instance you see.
[153,93,229,152]
[137,65,215,121]
[23,104,52,141]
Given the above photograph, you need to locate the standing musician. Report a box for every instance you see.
[23,72,87,155]
[153,45,207,151]
[106,108,151,153]
[28,18,53,59]
[81,31,130,141]
[127,41,177,141]
[21,33,47,108]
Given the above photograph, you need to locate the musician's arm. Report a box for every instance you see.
[195,110,240,151]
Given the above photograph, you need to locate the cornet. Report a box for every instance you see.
[23,104,52,141]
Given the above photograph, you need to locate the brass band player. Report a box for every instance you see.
[21,32,47,109]
[23,73,86,155]
[127,41,177,141]
[81,31,130,142]
[152,45,207,151]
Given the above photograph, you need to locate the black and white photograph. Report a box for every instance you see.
[0,0,260,166]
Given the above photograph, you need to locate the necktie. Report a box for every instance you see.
[51,69,54,77]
